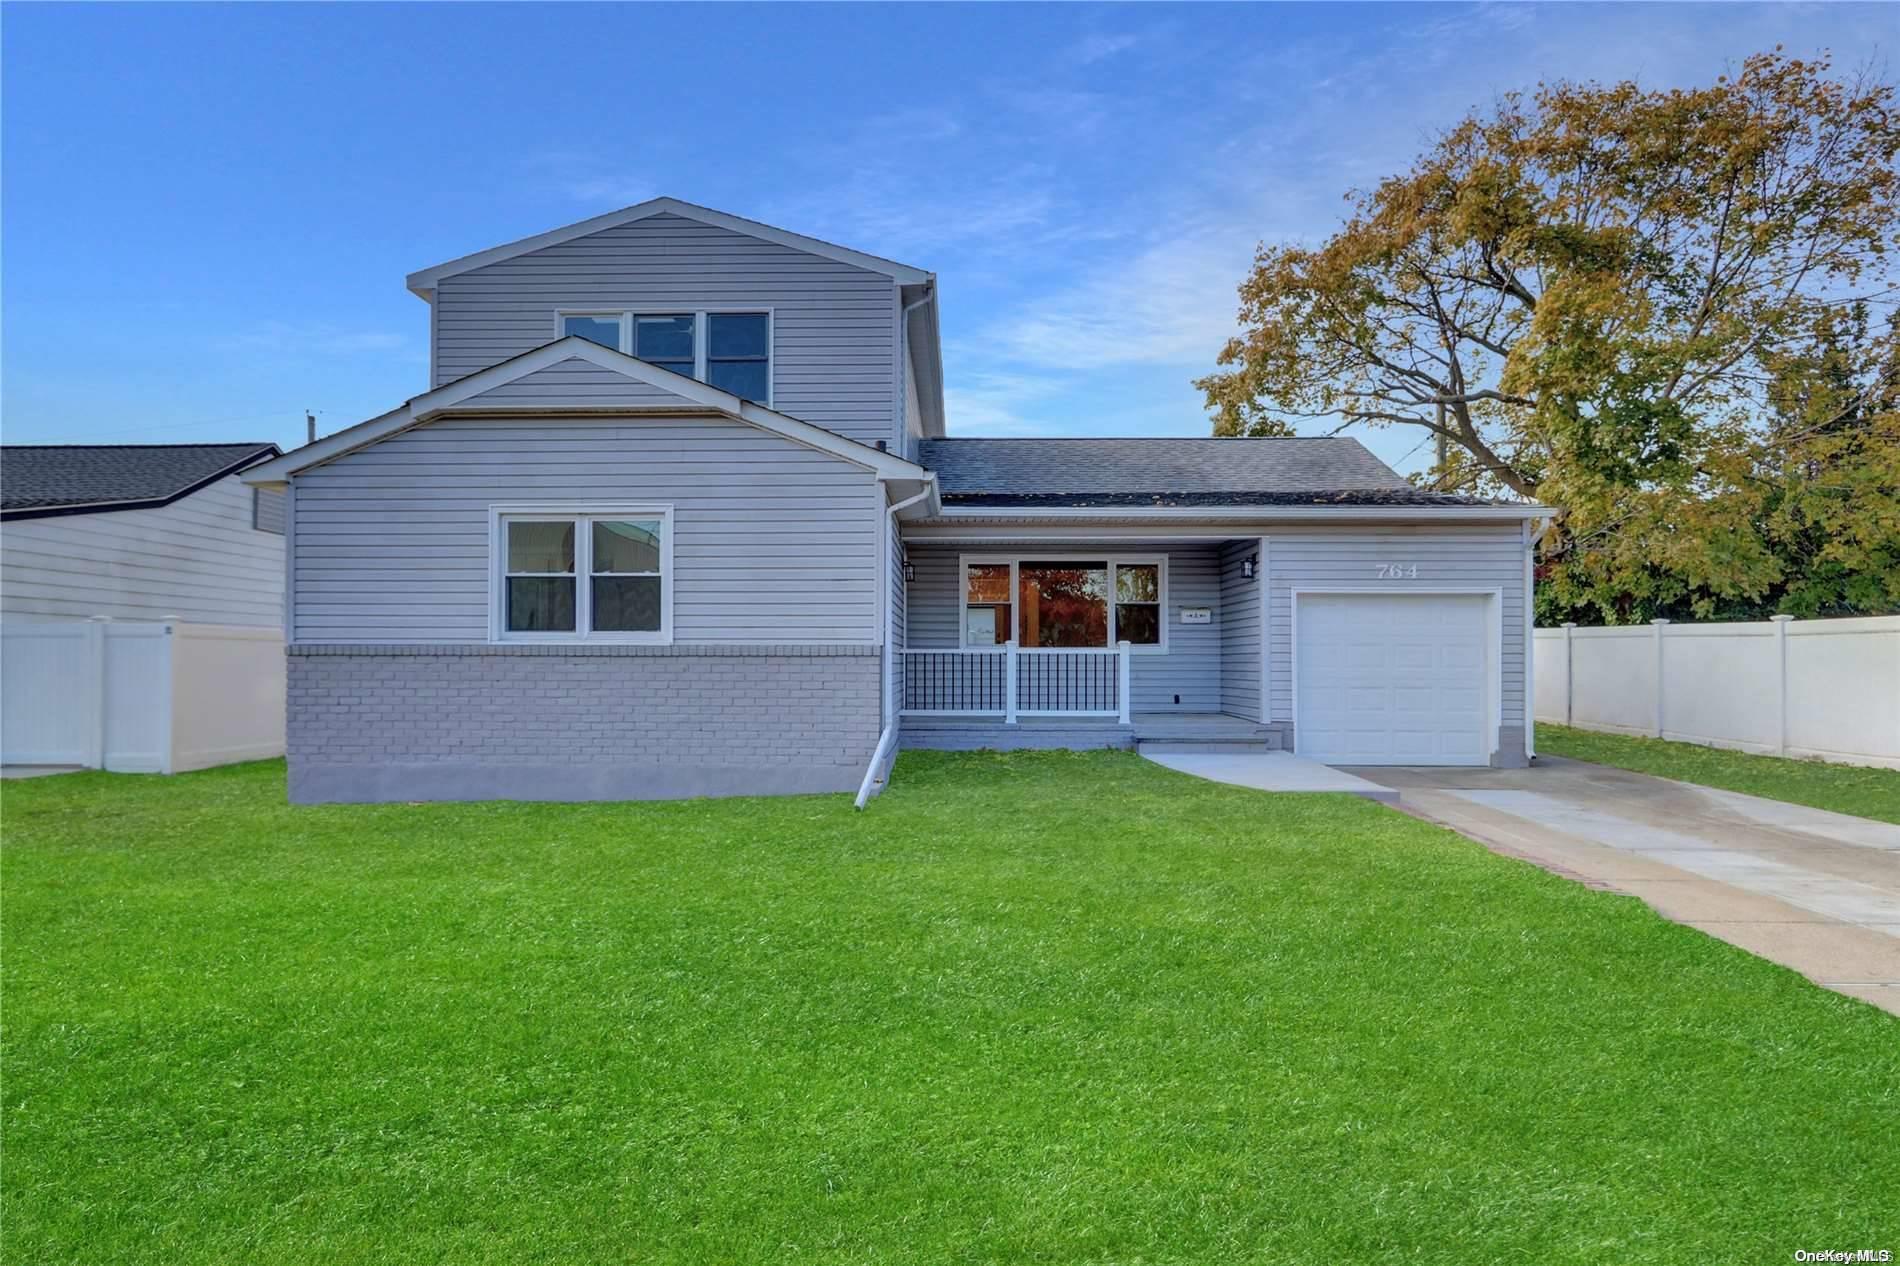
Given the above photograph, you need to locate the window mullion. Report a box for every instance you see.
[1009,561,1018,645]
[576,516,593,636]
[695,312,707,382]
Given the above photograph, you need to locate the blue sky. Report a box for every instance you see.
[2,2,1888,472]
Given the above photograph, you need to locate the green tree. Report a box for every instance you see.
[1199,51,1900,622]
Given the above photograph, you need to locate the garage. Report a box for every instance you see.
[1294,591,1494,765]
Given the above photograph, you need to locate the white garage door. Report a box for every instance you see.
[1295,592,1491,765]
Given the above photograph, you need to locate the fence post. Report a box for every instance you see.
[1004,640,1018,725]
[1650,619,1671,738]
[159,616,180,776]
[1772,614,1794,756]
[1561,622,1576,727]
[1117,640,1132,726]
[84,616,110,769]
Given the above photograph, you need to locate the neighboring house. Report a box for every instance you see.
[1,443,285,624]
[0,443,288,772]
[241,197,1553,804]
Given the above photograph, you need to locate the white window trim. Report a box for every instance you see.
[488,503,674,644]
[553,308,775,407]
[958,554,1169,653]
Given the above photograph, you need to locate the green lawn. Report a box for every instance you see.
[1537,723,1900,824]
[4,753,1895,1264]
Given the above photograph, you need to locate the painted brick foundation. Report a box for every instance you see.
[287,643,880,803]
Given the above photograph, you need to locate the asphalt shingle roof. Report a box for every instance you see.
[1,443,279,515]
[933,488,1504,509]
[916,437,1503,507]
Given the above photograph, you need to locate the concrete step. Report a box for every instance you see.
[1136,740,1274,755]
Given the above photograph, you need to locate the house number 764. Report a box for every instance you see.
[1376,563,1419,579]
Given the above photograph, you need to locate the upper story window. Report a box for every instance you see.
[493,505,672,643]
[706,313,769,402]
[561,313,626,351]
[634,315,696,377]
[557,310,772,405]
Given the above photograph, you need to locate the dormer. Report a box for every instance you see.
[405,197,944,455]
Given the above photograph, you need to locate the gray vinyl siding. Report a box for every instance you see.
[0,474,285,626]
[458,356,698,408]
[289,415,880,644]
[903,542,1224,714]
[1265,524,1528,727]
[1219,539,1263,721]
[252,486,286,534]
[432,213,900,449]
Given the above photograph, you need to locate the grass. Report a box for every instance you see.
[1537,723,1900,825]
[3,753,1896,1264]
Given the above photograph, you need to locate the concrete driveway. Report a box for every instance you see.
[1344,757,1900,1015]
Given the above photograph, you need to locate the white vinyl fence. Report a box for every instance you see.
[1534,615,1899,770]
[1,618,284,772]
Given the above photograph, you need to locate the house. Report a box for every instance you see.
[239,197,1553,805]
[1,443,286,623]
[0,443,289,771]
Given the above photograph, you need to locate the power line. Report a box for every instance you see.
[5,410,321,443]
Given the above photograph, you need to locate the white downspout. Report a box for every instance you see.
[856,478,937,809]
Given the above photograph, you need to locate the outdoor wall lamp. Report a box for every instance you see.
[902,561,916,583]
[1242,555,1258,580]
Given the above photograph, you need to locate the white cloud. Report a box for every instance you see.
[559,176,654,207]
[941,370,1073,436]
[213,322,408,357]
[520,150,653,207]
[1067,31,1140,65]
[971,222,1253,373]
[763,165,1070,267]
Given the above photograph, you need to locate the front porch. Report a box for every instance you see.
[894,537,1273,752]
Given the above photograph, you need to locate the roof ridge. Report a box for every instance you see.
[406,195,933,298]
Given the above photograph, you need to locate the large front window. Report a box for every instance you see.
[557,309,772,404]
[961,557,1165,650]
[494,506,671,642]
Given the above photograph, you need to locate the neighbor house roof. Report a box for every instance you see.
[916,437,1509,507]
[1,443,281,520]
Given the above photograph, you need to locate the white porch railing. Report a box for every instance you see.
[900,641,1132,724]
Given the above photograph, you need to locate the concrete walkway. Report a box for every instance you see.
[1348,757,1900,1014]
[1139,746,1398,801]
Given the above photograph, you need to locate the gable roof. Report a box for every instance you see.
[240,336,931,485]
[405,196,934,300]
[1,442,281,520]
